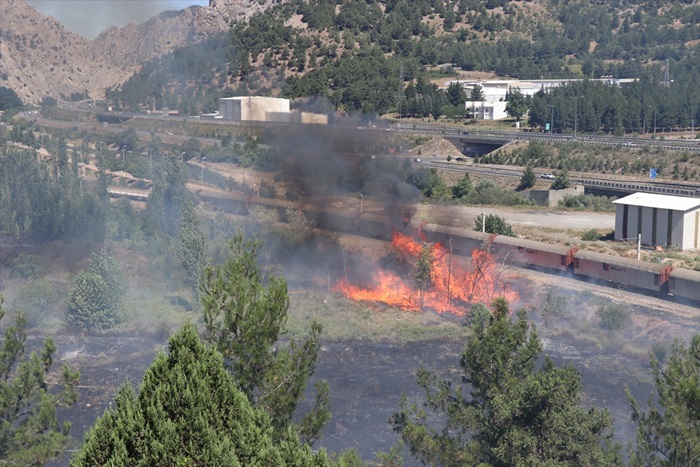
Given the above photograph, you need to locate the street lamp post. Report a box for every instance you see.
[548,104,554,133]
[122,145,126,161]
[201,157,205,183]
[653,109,657,140]
[572,96,580,137]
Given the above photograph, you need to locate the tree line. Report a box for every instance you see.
[103,0,700,132]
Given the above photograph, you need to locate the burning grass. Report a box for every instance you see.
[333,231,518,315]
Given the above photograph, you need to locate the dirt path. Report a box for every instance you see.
[414,204,614,231]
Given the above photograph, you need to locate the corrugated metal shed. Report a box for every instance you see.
[613,193,700,212]
[613,192,700,249]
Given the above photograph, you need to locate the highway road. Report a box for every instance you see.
[421,161,700,197]
[400,124,700,152]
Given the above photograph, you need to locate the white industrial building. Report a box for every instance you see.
[613,193,700,250]
[451,77,637,120]
[219,96,290,122]
[218,96,328,124]
[465,100,508,120]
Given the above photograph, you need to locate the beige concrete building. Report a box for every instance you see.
[219,96,290,122]
[613,192,700,250]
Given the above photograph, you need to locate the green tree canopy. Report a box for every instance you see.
[470,84,485,102]
[0,297,79,465]
[517,164,537,191]
[474,213,515,236]
[446,82,467,108]
[451,171,473,200]
[200,232,330,445]
[0,87,22,111]
[505,86,529,121]
[551,169,571,190]
[71,324,328,466]
[65,250,126,331]
[392,298,621,466]
[627,334,700,467]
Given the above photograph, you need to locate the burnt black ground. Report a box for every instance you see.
[45,330,657,466]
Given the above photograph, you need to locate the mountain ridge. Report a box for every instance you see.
[0,0,280,104]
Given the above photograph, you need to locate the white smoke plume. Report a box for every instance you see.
[27,0,208,39]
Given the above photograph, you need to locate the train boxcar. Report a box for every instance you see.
[421,224,494,257]
[573,250,672,293]
[668,268,700,302]
[491,236,577,272]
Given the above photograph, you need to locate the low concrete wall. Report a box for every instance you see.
[528,185,585,207]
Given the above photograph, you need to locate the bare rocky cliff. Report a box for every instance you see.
[0,0,281,104]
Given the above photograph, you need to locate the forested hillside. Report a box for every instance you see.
[107,0,700,134]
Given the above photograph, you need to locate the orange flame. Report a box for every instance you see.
[334,232,518,315]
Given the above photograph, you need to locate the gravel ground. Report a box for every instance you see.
[414,204,614,231]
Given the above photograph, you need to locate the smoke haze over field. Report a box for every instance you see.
[27,0,208,39]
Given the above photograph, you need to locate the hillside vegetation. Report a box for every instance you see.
[106,0,700,135]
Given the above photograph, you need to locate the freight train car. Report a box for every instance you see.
[491,236,577,272]
[192,188,700,304]
[421,224,494,257]
[573,250,672,293]
[668,268,700,302]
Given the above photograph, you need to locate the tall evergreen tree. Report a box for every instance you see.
[72,324,328,466]
[200,232,331,445]
[517,164,537,191]
[392,298,621,466]
[179,200,207,304]
[0,297,79,465]
[627,334,700,467]
[413,243,435,310]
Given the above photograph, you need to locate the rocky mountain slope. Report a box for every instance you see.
[0,0,280,104]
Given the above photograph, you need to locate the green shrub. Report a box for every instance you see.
[463,302,491,331]
[542,289,568,318]
[558,194,616,212]
[11,254,43,279]
[65,272,119,330]
[474,214,515,236]
[596,304,629,331]
[581,229,600,241]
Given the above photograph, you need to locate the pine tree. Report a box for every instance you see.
[0,297,79,465]
[517,164,537,190]
[627,334,700,466]
[72,324,328,466]
[179,200,207,304]
[200,232,331,445]
[392,298,621,466]
[413,243,435,310]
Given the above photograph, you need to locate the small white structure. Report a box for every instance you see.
[219,96,290,122]
[613,192,700,250]
[465,100,508,120]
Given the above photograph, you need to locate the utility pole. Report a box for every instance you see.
[397,64,403,120]
[548,104,554,133]
[637,234,641,261]
[573,96,580,137]
[201,157,205,183]
[653,109,657,140]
